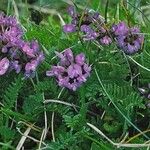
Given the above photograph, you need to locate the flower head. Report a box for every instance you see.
[80,25,98,41]
[96,26,112,45]
[21,40,40,57]
[0,12,44,77]
[63,6,96,34]
[112,22,128,36]
[46,48,91,91]
[99,35,112,45]
[67,5,76,18]
[10,60,21,73]
[116,26,144,55]
[63,24,76,33]
[0,12,23,51]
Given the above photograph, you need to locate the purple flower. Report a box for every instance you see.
[96,26,112,45]
[80,25,92,33]
[75,53,85,65]
[0,12,44,77]
[100,35,112,45]
[24,49,44,77]
[83,63,91,77]
[112,22,128,36]
[46,66,65,77]
[36,52,45,63]
[46,48,91,91]
[0,12,23,49]
[116,27,144,55]
[63,6,95,34]
[67,5,76,18]
[10,60,21,73]
[68,64,82,78]
[24,60,38,77]
[80,25,98,41]
[63,6,111,46]
[0,57,9,75]
[63,24,76,33]
[55,48,74,66]
[25,60,38,72]
[93,12,100,20]
[21,40,39,57]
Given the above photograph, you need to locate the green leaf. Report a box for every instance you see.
[0,126,15,141]
[3,76,23,108]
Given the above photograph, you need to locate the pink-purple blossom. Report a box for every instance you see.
[111,21,144,54]
[0,12,44,77]
[116,26,144,55]
[63,6,112,45]
[63,24,76,33]
[0,57,9,75]
[99,35,112,45]
[46,48,91,91]
[112,22,128,36]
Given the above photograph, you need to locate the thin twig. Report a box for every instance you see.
[128,56,150,72]
[87,122,150,148]
[50,88,65,143]
[44,99,76,107]
[11,0,19,22]
[17,127,46,146]
[38,129,45,149]
[43,107,48,140]
[119,132,129,145]
[44,99,102,117]
[51,112,55,142]
[16,127,31,150]
[126,129,150,143]
[0,142,14,150]
[100,101,111,119]
[18,121,41,132]
[57,13,65,26]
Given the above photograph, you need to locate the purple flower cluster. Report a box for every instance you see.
[46,48,91,91]
[112,22,144,55]
[63,6,144,54]
[63,6,112,45]
[0,12,44,77]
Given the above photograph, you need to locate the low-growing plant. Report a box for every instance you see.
[0,0,150,150]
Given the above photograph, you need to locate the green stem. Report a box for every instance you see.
[0,142,15,150]
[30,78,36,89]
[83,134,102,147]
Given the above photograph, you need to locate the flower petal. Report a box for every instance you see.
[0,57,9,75]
